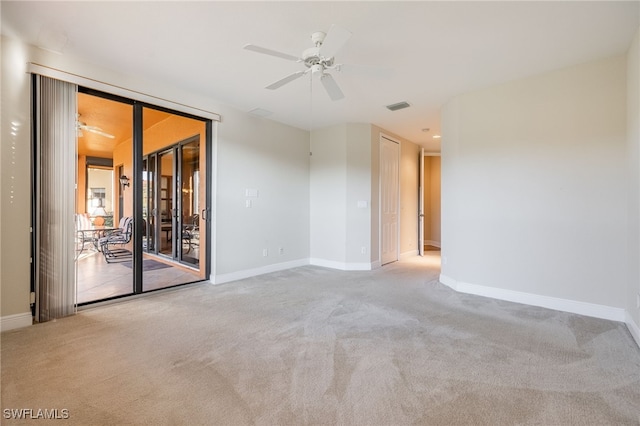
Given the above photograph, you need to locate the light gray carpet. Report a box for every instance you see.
[2,256,639,425]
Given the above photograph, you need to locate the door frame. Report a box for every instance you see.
[75,88,213,303]
[419,148,425,256]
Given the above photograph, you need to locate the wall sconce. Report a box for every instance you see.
[119,175,130,188]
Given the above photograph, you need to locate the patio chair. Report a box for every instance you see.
[99,216,133,263]
[75,213,95,257]
[182,214,199,254]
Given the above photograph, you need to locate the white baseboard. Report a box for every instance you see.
[625,312,640,349]
[425,240,441,248]
[213,256,378,284]
[1,312,32,332]
[309,258,374,271]
[213,258,310,285]
[439,274,626,323]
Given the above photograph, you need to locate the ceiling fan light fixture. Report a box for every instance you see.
[386,101,411,111]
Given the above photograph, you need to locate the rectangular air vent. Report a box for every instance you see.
[385,101,411,111]
[248,108,273,118]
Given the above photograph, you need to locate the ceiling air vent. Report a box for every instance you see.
[248,108,273,118]
[385,101,411,111]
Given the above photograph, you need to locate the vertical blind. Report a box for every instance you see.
[34,76,78,322]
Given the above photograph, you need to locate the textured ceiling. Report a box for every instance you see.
[2,1,638,151]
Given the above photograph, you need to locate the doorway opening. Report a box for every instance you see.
[420,152,441,255]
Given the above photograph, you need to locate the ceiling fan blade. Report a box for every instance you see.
[319,25,352,58]
[88,129,115,139]
[94,130,115,139]
[266,70,307,90]
[82,125,115,139]
[321,73,344,101]
[244,44,301,62]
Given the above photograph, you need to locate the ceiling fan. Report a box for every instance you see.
[244,25,353,101]
[76,116,115,139]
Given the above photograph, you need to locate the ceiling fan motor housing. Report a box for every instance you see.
[303,46,335,69]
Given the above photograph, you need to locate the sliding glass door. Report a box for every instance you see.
[141,106,207,292]
[72,90,210,304]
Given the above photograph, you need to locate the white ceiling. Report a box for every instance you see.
[2,1,638,151]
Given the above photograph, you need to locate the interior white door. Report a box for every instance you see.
[381,136,400,265]
[419,148,425,256]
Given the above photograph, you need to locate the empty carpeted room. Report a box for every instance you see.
[1,2,640,425]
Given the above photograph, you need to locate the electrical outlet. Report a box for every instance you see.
[361,246,366,254]
[279,247,284,255]
[262,248,268,257]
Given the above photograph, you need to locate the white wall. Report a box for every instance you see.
[1,37,32,324]
[441,55,628,318]
[310,123,422,269]
[310,125,348,266]
[310,123,373,269]
[215,107,310,279]
[627,28,640,341]
[0,36,311,324]
[346,124,373,265]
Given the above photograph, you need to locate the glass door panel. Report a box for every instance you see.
[141,106,206,292]
[158,148,175,258]
[179,138,200,266]
[142,156,157,252]
[76,91,134,304]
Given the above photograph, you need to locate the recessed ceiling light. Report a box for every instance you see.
[385,101,411,111]
[433,135,441,139]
